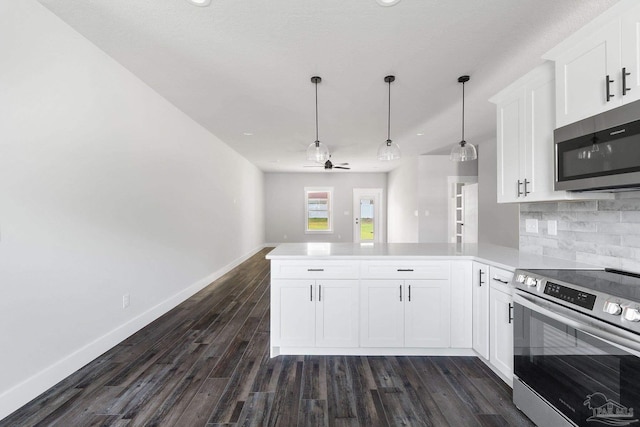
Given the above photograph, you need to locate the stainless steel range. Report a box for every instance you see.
[512,268,640,427]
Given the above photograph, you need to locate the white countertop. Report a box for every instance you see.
[266,242,598,271]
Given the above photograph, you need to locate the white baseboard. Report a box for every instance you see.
[0,244,267,421]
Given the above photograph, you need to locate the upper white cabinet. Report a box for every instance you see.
[491,63,611,203]
[544,1,640,128]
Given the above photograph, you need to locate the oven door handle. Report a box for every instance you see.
[514,291,640,356]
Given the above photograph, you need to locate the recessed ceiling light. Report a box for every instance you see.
[416,132,424,136]
[186,0,211,7]
[242,132,254,136]
[376,0,401,6]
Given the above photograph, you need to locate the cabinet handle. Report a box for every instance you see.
[517,180,523,197]
[307,268,324,272]
[479,269,485,286]
[493,277,509,285]
[397,268,414,272]
[623,67,631,96]
[606,75,615,102]
[399,285,402,302]
[310,284,313,301]
[318,284,321,302]
[508,303,513,324]
[523,179,530,196]
[408,285,411,302]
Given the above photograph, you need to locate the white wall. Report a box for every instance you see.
[387,159,419,243]
[264,173,387,243]
[0,1,265,418]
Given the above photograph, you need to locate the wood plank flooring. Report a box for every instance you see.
[1,248,534,426]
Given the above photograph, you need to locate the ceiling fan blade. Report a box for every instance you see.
[304,165,324,167]
[334,166,351,170]
[334,162,349,165]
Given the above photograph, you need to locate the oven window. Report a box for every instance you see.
[514,303,640,426]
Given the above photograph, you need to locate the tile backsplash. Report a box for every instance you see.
[519,193,640,272]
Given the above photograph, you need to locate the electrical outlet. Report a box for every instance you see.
[525,218,539,234]
[548,220,558,236]
[122,293,130,309]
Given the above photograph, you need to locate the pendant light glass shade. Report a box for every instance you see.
[307,76,330,163]
[450,75,477,162]
[378,75,401,161]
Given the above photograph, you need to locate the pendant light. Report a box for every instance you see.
[306,76,330,163]
[378,75,401,161]
[450,75,477,162]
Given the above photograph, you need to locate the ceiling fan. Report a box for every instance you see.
[305,159,351,170]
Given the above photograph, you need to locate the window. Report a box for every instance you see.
[305,187,333,233]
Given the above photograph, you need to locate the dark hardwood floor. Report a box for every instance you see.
[1,248,534,426]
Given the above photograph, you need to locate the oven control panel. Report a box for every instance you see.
[543,282,597,310]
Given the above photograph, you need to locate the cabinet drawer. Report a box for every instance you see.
[360,261,450,279]
[489,266,514,294]
[271,260,359,279]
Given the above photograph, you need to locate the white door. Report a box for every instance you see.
[272,279,316,347]
[490,288,514,382]
[404,280,450,348]
[472,262,490,360]
[495,89,525,203]
[360,280,404,347]
[315,280,359,347]
[353,188,383,243]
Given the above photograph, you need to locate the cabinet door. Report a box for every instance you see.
[360,280,404,347]
[496,88,525,203]
[621,5,640,105]
[316,280,359,348]
[272,279,316,347]
[489,288,514,382]
[555,20,622,127]
[404,280,450,348]
[472,262,489,360]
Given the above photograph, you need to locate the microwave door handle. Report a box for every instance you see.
[514,292,640,356]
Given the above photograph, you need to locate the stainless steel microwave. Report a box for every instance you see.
[555,100,640,192]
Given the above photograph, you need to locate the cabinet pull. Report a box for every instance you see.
[310,284,313,301]
[606,75,615,102]
[479,269,485,286]
[307,268,324,272]
[319,285,321,302]
[493,277,509,285]
[399,285,403,302]
[408,285,411,302]
[517,180,523,197]
[397,268,414,272]
[523,179,530,196]
[623,67,631,96]
[508,303,514,324]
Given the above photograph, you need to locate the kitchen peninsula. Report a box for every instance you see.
[267,242,595,385]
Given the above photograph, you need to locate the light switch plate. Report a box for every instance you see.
[548,220,557,236]
[525,218,538,234]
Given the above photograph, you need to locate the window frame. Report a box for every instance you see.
[304,187,334,234]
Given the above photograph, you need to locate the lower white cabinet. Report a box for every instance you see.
[489,268,514,383]
[271,279,359,348]
[360,279,451,348]
[472,262,490,360]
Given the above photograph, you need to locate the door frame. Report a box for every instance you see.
[353,188,384,243]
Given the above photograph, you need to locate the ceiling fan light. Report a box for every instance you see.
[450,140,477,162]
[307,141,330,163]
[377,139,401,161]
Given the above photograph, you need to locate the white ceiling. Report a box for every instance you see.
[38,0,620,173]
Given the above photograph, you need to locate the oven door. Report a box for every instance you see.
[514,291,640,427]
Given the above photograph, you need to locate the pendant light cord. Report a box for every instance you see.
[461,80,465,142]
[315,79,319,143]
[387,78,391,142]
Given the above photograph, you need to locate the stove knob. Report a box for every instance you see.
[622,307,640,322]
[516,274,526,284]
[603,301,623,316]
[525,277,538,287]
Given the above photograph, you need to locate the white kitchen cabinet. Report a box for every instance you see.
[359,280,404,347]
[472,262,489,360]
[491,62,609,203]
[544,1,640,127]
[488,266,514,384]
[271,279,359,348]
